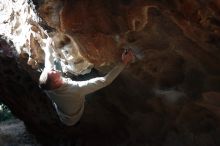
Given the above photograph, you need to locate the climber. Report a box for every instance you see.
[39,41,135,126]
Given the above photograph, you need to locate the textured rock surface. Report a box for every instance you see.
[1,0,220,145]
[0,0,92,74]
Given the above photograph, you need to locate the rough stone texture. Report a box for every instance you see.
[0,0,93,74]
[39,0,157,67]
[1,0,220,145]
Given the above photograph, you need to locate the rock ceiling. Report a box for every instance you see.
[1,0,220,145]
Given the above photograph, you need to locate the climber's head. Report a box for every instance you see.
[39,69,63,90]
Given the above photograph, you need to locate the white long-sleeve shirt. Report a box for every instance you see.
[46,63,125,126]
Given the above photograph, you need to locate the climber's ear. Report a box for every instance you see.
[47,70,63,90]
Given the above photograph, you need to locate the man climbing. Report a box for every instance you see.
[39,39,135,126]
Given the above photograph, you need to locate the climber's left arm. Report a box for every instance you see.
[75,63,125,95]
[44,38,55,70]
[74,49,135,95]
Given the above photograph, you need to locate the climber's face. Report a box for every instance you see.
[48,70,63,89]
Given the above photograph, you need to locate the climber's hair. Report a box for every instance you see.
[39,69,53,90]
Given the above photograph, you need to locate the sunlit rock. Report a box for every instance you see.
[0,0,92,74]
[1,0,220,145]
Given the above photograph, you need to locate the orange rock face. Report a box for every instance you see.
[1,0,220,145]
[39,0,156,66]
[37,0,220,90]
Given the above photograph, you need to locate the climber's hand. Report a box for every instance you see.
[122,49,135,65]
